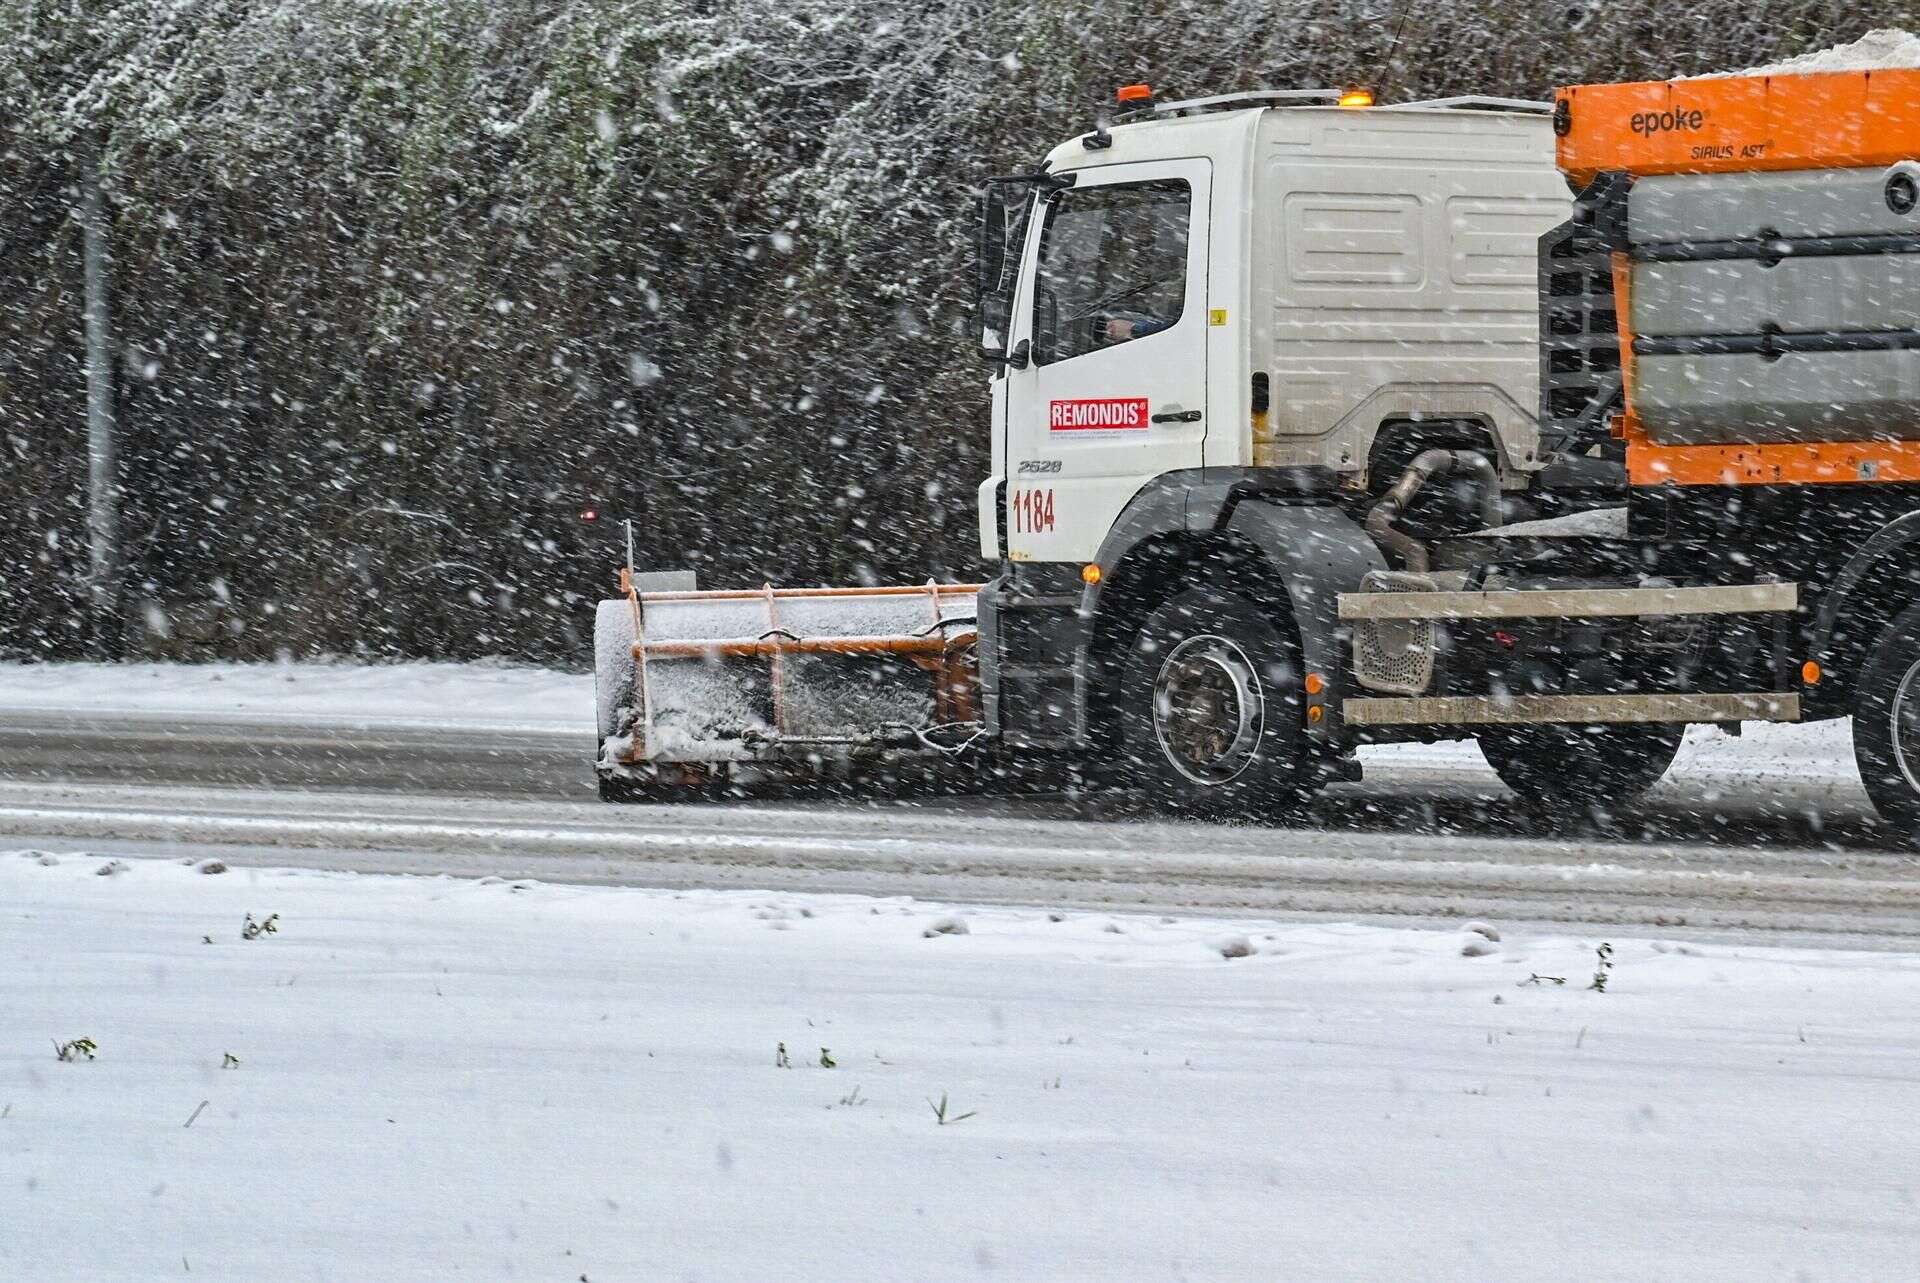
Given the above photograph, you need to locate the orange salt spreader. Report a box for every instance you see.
[1545,67,1920,488]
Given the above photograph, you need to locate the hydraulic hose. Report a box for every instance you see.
[1364,448,1503,573]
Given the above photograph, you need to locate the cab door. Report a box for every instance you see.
[1003,159,1211,564]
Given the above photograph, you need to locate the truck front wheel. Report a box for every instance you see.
[1477,722,1682,817]
[1851,600,1920,834]
[1118,589,1314,818]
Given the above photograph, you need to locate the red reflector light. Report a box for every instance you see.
[579,508,599,522]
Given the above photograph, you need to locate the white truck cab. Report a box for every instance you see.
[978,91,1571,565]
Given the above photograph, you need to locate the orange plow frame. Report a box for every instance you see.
[611,574,983,769]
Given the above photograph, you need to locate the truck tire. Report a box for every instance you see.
[1117,588,1313,818]
[594,598,640,803]
[1477,722,1682,816]
[1851,600,1920,834]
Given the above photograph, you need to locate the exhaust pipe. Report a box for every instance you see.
[1365,449,1502,573]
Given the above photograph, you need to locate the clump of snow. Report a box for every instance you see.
[1477,506,1628,538]
[642,661,771,758]
[1460,935,1500,957]
[921,915,969,937]
[594,731,635,769]
[1212,934,1254,959]
[1464,921,1501,942]
[1719,29,1920,76]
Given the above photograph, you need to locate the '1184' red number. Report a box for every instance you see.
[1012,487,1056,534]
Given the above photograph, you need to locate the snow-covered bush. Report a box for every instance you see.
[0,1,1880,661]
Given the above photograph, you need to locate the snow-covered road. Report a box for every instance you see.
[0,662,1912,944]
[3,778,1917,946]
[7,853,1920,1280]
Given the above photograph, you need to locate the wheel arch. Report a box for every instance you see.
[1809,512,1920,716]
[1074,472,1384,751]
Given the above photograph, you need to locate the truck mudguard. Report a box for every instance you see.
[1214,499,1386,741]
[1078,469,1382,743]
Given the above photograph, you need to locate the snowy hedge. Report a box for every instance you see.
[0,0,1884,661]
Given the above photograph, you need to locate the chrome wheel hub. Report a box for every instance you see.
[1152,634,1264,785]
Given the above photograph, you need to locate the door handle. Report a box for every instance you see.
[1152,409,1202,423]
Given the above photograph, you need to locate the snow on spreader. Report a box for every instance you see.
[595,572,982,794]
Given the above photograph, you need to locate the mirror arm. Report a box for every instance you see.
[980,337,1030,370]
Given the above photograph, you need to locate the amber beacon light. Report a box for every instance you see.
[1338,87,1375,108]
[1115,83,1154,105]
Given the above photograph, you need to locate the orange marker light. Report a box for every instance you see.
[1115,83,1154,104]
[1303,672,1326,695]
[1338,87,1374,108]
[1306,705,1325,724]
[1802,660,1823,685]
[1081,563,1103,585]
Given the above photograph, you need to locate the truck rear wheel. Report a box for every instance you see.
[1118,588,1313,818]
[1477,722,1682,817]
[1851,601,1920,834]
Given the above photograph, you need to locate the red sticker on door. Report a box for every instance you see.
[1049,398,1150,432]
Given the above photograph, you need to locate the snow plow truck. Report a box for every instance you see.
[596,68,1920,830]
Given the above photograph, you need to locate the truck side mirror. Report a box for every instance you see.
[974,176,1066,368]
[975,189,1018,365]
[976,190,1010,300]
[980,332,1029,372]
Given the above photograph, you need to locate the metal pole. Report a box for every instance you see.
[80,134,120,657]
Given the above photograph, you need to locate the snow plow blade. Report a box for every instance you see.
[595,574,983,795]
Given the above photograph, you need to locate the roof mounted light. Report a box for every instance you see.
[1116,83,1155,106]
[1338,86,1375,108]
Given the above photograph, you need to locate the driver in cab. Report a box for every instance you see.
[1104,314,1173,343]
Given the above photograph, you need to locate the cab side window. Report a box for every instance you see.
[1031,180,1190,366]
